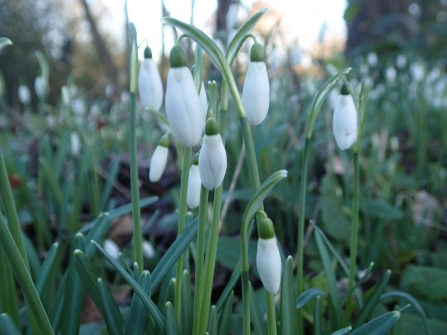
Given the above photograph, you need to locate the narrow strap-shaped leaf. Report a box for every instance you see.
[280,256,297,335]
[379,291,432,335]
[0,249,20,328]
[100,158,120,211]
[181,270,193,335]
[165,302,179,335]
[77,197,158,235]
[339,262,374,308]
[225,9,268,66]
[92,241,165,332]
[73,250,123,324]
[35,242,60,294]
[207,306,217,335]
[353,270,391,328]
[350,311,400,335]
[98,278,124,335]
[217,291,233,335]
[296,288,327,309]
[330,326,352,335]
[84,213,110,257]
[123,271,151,335]
[48,273,67,332]
[0,313,21,335]
[60,234,85,335]
[39,158,63,208]
[314,296,322,335]
[150,218,198,294]
[249,284,267,335]
[216,259,241,312]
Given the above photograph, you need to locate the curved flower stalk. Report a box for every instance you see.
[332,83,358,150]
[187,153,201,209]
[138,46,163,110]
[149,133,170,182]
[199,118,227,190]
[242,43,270,125]
[199,81,208,127]
[165,45,202,147]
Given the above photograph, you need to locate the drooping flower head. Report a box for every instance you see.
[332,84,357,150]
[256,214,281,295]
[199,117,227,190]
[242,43,270,125]
[187,152,201,209]
[149,133,170,182]
[165,45,202,147]
[138,46,163,110]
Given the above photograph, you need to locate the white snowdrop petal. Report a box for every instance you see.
[104,239,120,260]
[138,58,164,110]
[70,132,81,156]
[142,241,155,259]
[165,67,202,147]
[199,134,227,190]
[256,237,282,295]
[149,146,169,182]
[242,62,270,125]
[332,94,358,150]
[18,85,31,105]
[187,165,201,209]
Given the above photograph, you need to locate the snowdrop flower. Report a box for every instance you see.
[61,86,70,106]
[367,52,378,67]
[410,62,424,82]
[187,153,201,209]
[18,85,31,105]
[332,84,357,150]
[142,241,155,259]
[70,132,81,156]
[149,133,169,182]
[165,45,202,147]
[105,83,114,98]
[104,239,120,260]
[396,54,407,69]
[256,215,281,295]
[242,43,270,125]
[385,66,397,83]
[138,46,163,110]
[34,75,48,98]
[199,118,227,190]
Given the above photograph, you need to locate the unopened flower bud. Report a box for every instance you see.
[165,45,202,147]
[149,133,170,182]
[242,43,270,125]
[104,239,120,260]
[332,84,357,150]
[138,46,163,110]
[199,118,227,190]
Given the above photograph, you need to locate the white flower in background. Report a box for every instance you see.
[359,64,369,76]
[290,42,301,68]
[199,81,208,129]
[138,46,163,111]
[71,98,85,115]
[367,52,378,67]
[104,239,120,260]
[149,133,170,182]
[410,62,424,82]
[61,86,71,106]
[242,43,270,125]
[34,76,48,98]
[121,91,130,105]
[256,215,281,295]
[105,83,114,98]
[226,1,239,31]
[187,155,201,209]
[46,115,56,129]
[396,54,407,69]
[18,85,31,105]
[70,132,81,156]
[385,66,397,83]
[332,84,357,150]
[165,45,202,147]
[142,241,155,259]
[199,118,227,190]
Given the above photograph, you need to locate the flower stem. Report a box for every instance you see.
[174,147,192,321]
[192,185,209,335]
[345,151,360,323]
[129,92,144,271]
[297,137,310,333]
[266,291,278,335]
